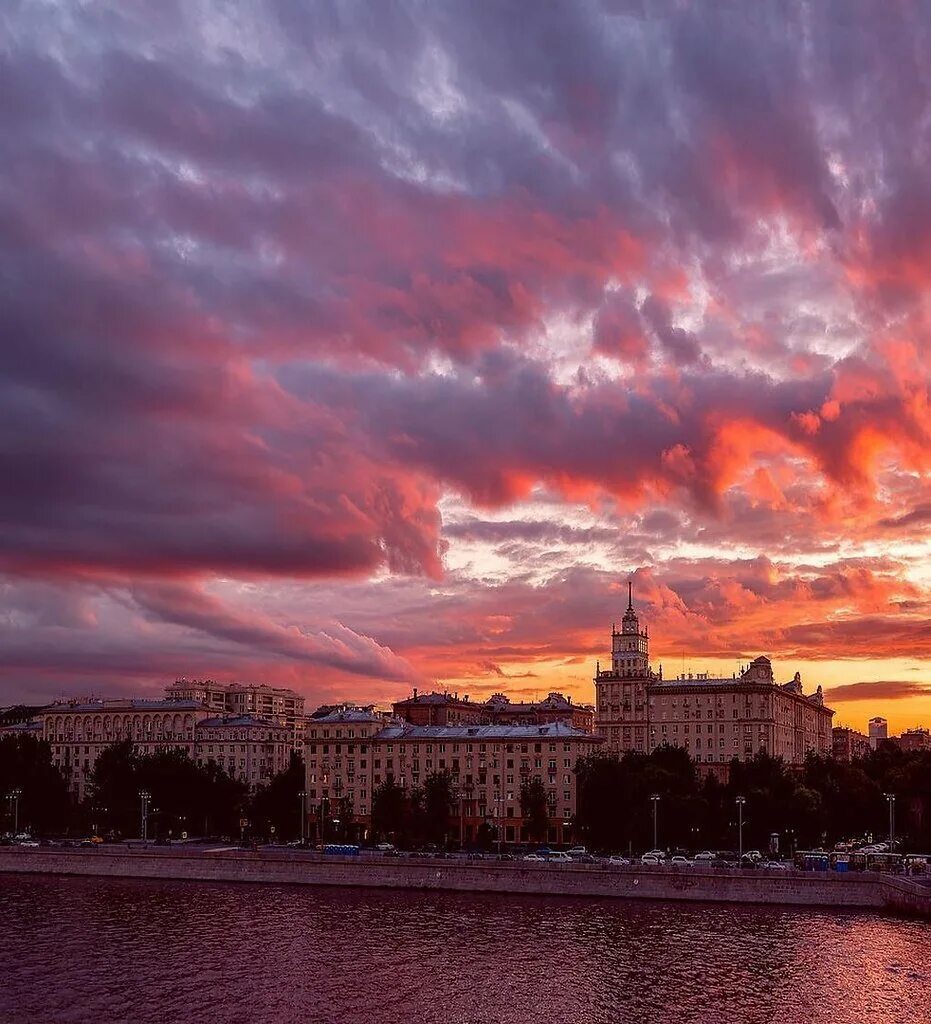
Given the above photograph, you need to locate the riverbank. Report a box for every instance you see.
[2,846,930,917]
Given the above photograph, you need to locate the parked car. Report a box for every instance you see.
[375,843,396,852]
[644,849,666,860]
[608,855,631,866]
[523,853,545,862]
[670,855,691,866]
[761,860,789,870]
[641,853,661,865]
[546,851,572,864]
[693,851,716,862]
[17,840,39,848]
[566,846,587,857]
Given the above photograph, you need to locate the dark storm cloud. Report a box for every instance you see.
[2,0,931,696]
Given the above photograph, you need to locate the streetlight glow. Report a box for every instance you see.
[735,796,746,865]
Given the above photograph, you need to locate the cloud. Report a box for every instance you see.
[824,680,931,703]
[3,1,931,708]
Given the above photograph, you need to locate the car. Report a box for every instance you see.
[608,855,631,866]
[566,846,588,857]
[670,855,691,866]
[761,860,789,870]
[546,851,572,863]
[17,840,39,848]
[693,851,716,862]
[375,842,396,852]
[644,849,666,860]
[640,854,661,865]
[523,853,545,862]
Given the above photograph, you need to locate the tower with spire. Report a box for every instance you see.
[610,579,650,676]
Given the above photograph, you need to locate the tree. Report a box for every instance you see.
[575,747,701,852]
[422,771,457,846]
[372,775,412,844]
[87,741,247,839]
[0,733,70,835]
[248,752,306,840]
[520,779,549,843]
[86,740,138,836]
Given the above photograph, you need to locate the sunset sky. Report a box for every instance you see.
[4,2,931,733]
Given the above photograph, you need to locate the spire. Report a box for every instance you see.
[627,578,633,611]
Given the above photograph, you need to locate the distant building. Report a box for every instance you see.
[897,727,931,753]
[594,583,834,775]
[305,707,602,845]
[39,700,291,801]
[832,726,871,762]
[166,679,306,750]
[0,704,50,728]
[869,717,888,749]
[391,691,486,727]
[483,693,594,732]
[392,690,594,731]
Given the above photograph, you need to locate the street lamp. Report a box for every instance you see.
[139,789,150,842]
[650,794,660,852]
[885,793,896,850]
[736,796,746,864]
[298,790,307,845]
[10,788,22,835]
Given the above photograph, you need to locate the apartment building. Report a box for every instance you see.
[305,707,602,845]
[594,585,834,775]
[393,690,594,731]
[39,699,290,800]
[166,679,306,750]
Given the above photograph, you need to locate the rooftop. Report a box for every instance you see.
[43,699,205,713]
[198,715,289,730]
[310,705,387,724]
[373,721,602,741]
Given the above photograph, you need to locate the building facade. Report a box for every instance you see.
[392,690,594,732]
[166,679,306,750]
[305,707,603,845]
[39,700,291,801]
[594,587,834,774]
[869,716,889,749]
[897,727,931,752]
[832,726,871,762]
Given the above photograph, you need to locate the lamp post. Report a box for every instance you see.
[10,788,22,835]
[736,796,746,864]
[650,794,660,852]
[885,793,896,850]
[139,789,150,842]
[298,790,307,845]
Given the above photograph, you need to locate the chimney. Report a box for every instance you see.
[413,687,418,699]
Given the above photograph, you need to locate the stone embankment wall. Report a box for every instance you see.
[1,847,929,917]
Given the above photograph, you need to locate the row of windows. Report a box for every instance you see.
[308,739,584,755]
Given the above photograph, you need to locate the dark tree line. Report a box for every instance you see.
[0,734,71,834]
[86,740,249,839]
[1,735,309,840]
[371,771,457,847]
[575,743,931,854]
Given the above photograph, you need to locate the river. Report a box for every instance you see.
[1,875,929,1023]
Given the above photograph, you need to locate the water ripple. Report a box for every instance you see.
[1,876,930,1024]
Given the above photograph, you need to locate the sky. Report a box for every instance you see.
[3,1,931,734]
